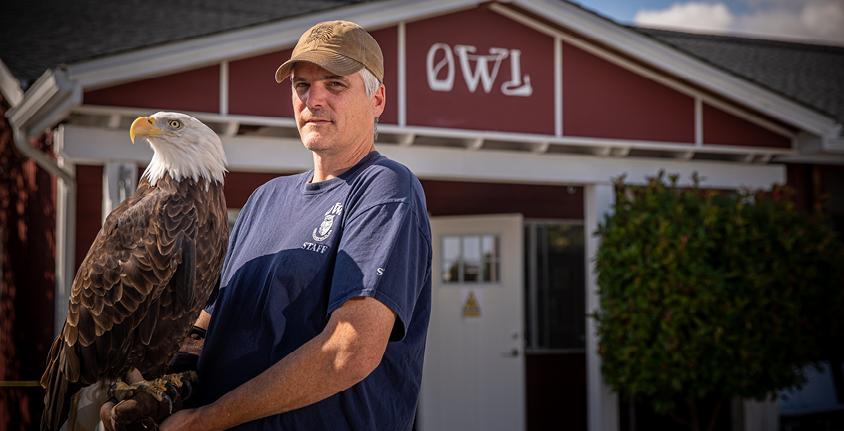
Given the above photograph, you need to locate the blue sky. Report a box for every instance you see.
[573,0,751,22]
[571,0,844,45]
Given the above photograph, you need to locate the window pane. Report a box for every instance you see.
[482,235,499,282]
[462,236,481,282]
[442,236,461,283]
[482,260,500,282]
[463,236,481,261]
[482,235,496,260]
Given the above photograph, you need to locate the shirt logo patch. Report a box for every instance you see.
[313,202,343,242]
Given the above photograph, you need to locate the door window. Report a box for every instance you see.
[441,234,500,284]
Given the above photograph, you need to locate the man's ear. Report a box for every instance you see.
[372,84,386,118]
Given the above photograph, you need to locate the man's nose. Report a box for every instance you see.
[305,82,328,109]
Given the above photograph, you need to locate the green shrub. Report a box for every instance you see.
[595,172,843,431]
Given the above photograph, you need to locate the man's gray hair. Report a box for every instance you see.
[359,68,381,97]
[359,68,381,140]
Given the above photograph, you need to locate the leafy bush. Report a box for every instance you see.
[595,172,844,431]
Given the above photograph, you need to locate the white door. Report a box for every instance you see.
[420,214,525,431]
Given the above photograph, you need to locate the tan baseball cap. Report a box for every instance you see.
[275,20,384,83]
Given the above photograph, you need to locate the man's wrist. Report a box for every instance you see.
[192,405,210,431]
[194,403,227,431]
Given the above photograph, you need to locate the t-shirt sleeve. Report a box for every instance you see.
[327,201,429,341]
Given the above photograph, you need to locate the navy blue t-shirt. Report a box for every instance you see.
[196,151,432,430]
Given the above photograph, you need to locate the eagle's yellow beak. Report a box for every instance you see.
[129,116,162,144]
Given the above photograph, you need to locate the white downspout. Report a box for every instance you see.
[11,125,74,183]
[12,125,76,337]
[51,127,76,336]
[8,68,80,335]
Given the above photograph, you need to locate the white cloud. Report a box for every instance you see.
[634,0,844,45]
[736,0,844,42]
[634,3,734,33]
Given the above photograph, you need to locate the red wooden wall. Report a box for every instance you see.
[84,66,220,113]
[562,42,694,143]
[703,103,791,148]
[229,49,295,118]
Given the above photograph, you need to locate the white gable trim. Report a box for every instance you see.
[512,0,840,140]
[66,0,480,91]
[0,59,23,106]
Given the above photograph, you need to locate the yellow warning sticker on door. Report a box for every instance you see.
[462,291,481,318]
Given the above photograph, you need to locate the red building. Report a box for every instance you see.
[1,1,843,430]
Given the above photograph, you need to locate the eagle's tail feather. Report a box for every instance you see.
[41,335,81,431]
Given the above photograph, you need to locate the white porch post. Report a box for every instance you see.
[53,127,75,336]
[584,183,619,431]
[102,162,138,220]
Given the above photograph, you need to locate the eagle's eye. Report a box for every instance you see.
[168,119,183,129]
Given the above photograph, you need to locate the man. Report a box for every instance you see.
[160,20,432,430]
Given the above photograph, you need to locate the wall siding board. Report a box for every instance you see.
[84,66,220,113]
[703,103,791,148]
[562,42,695,143]
[229,49,294,118]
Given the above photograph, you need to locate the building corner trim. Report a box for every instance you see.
[0,59,23,106]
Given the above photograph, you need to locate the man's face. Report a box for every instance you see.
[291,62,385,155]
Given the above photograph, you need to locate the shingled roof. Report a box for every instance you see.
[635,27,844,125]
[0,0,375,87]
[2,0,842,126]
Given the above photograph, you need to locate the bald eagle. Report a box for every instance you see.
[41,112,229,431]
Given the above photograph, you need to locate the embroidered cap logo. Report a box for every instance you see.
[305,24,335,44]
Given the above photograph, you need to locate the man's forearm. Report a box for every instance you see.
[194,334,349,429]
[193,299,392,430]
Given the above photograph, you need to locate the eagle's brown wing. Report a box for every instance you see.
[41,177,226,431]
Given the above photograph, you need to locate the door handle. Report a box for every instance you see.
[501,348,519,357]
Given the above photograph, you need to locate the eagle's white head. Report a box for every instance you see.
[130,112,227,186]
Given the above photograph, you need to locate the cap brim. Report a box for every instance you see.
[274,50,365,83]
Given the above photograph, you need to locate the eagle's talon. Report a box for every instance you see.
[181,379,193,400]
[162,393,174,415]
